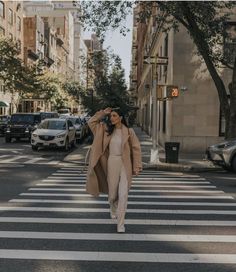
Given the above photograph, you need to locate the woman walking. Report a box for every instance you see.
[86,107,142,233]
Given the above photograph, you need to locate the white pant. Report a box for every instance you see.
[107,155,128,227]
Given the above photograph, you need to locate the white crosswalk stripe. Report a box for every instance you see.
[0,166,236,270]
[0,155,59,165]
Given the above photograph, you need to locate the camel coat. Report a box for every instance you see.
[86,110,142,197]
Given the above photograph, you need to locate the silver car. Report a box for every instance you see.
[206,139,236,171]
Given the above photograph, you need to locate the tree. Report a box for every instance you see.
[0,37,30,106]
[79,49,130,115]
[80,1,236,139]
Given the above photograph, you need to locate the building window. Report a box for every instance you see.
[16,16,21,31]
[0,1,4,18]
[0,26,5,36]
[9,33,13,40]
[163,34,168,83]
[8,8,13,25]
[163,100,166,133]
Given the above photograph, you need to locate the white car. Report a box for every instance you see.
[31,118,76,151]
[65,116,86,143]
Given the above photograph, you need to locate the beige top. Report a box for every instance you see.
[109,128,122,156]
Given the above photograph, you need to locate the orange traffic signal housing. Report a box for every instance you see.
[167,86,179,98]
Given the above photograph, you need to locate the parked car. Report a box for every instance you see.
[0,115,10,136]
[39,112,59,120]
[66,116,86,143]
[31,118,76,151]
[58,108,71,116]
[5,113,41,142]
[206,139,236,172]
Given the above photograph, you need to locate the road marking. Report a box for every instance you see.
[0,217,236,226]
[0,231,235,242]
[20,193,234,199]
[24,158,46,164]
[28,188,224,193]
[42,179,211,185]
[51,173,206,180]
[35,183,216,189]
[0,206,236,214]
[0,250,236,263]
[0,156,27,163]
[9,198,236,206]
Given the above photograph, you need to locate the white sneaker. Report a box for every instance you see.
[117,225,125,233]
[110,204,117,219]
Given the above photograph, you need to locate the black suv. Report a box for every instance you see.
[5,113,41,142]
[0,115,10,136]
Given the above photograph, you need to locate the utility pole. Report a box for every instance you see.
[150,55,159,164]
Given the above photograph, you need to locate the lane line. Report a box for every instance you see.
[28,188,224,193]
[9,199,236,206]
[0,231,235,242]
[35,183,216,189]
[42,180,211,185]
[0,206,236,214]
[0,250,235,263]
[20,193,234,199]
[0,217,236,226]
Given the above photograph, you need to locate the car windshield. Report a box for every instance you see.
[58,109,70,114]
[10,114,40,124]
[0,116,8,122]
[38,120,66,130]
[69,118,81,125]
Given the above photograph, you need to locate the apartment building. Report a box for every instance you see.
[131,4,233,153]
[0,0,24,115]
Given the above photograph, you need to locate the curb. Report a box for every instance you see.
[143,163,223,173]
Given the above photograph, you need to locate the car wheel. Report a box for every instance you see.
[231,156,236,172]
[32,145,38,151]
[5,137,11,143]
[64,138,69,151]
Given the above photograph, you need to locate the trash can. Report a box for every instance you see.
[165,142,180,163]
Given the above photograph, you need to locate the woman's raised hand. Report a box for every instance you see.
[103,107,112,115]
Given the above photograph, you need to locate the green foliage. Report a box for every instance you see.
[79,50,130,115]
[0,37,29,95]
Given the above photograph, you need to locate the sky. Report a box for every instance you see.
[83,13,133,87]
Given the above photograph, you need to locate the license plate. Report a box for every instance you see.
[44,142,49,146]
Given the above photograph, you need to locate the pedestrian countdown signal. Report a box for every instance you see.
[167,86,179,98]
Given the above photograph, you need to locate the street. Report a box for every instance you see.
[0,137,235,271]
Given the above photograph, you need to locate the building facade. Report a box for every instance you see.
[0,0,24,115]
[131,4,232,153]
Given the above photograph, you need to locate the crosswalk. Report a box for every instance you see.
[0,154,59,165]
[0,166,236,271]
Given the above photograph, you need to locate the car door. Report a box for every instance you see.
[67,120,75,143]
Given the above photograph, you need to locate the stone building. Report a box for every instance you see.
[131,4,233,153]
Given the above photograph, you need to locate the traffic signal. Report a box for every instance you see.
[167,86,179,98]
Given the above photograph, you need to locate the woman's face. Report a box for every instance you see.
[110,111,121,125]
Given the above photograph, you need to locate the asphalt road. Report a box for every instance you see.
[0,136,74,202]
[0,136,236,271]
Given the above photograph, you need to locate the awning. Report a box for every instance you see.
[0,101,9,107]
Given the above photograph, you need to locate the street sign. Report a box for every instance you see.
[143,56,168,65]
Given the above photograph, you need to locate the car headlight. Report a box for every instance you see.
[57,133,66,138]
[32,133,38,137]
[218,142,236,149]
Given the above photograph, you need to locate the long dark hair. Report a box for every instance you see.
[106,109,129,136]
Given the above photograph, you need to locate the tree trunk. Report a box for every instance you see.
[228,57,236,139]
[179,3,231,139]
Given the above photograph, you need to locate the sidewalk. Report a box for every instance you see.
[64,127,222,173]
[133,126,221,172]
